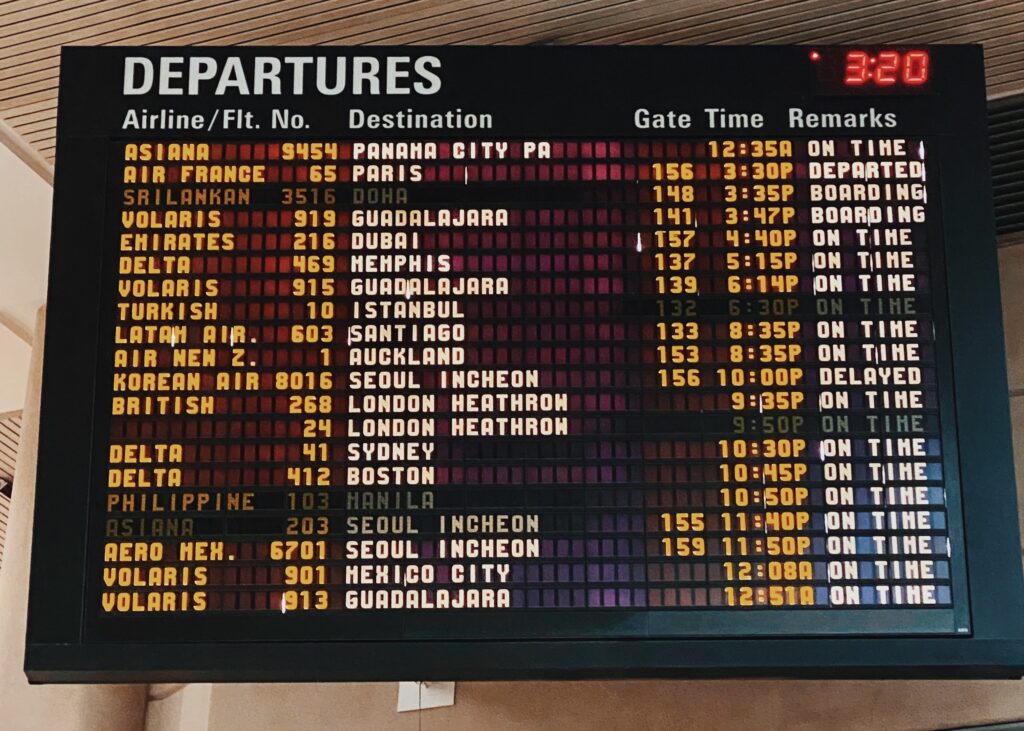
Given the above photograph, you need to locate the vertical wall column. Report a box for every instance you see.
[0,305,147,731]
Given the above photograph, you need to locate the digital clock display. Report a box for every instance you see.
[26,45,1024,683]
[812,47,933,93]
[843,50,930,86]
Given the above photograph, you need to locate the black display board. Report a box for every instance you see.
[25,45,1024,682]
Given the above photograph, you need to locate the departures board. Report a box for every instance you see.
[26,45,1024,682]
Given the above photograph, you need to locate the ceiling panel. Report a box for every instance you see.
[0,0,1020,165]
[0,413,22,489]
[0,491,10,569]
[991,95,1024,234]
[0,410,21,569]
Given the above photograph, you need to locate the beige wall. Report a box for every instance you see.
[0,142,51,338]
[0,307,147,731]
[1003,237,1024,542]
[0,140,50,413]
[204,679,1024,731]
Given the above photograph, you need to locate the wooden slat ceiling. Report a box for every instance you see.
[0,491,9,568]
[0,413,21,490]
[991,96,1024,234]
[0,0,1021,167]
[0,412,19,569]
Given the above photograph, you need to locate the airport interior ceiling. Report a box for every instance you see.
[0,0,1022,168]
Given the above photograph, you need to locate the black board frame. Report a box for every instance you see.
[25,44,1024,682]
